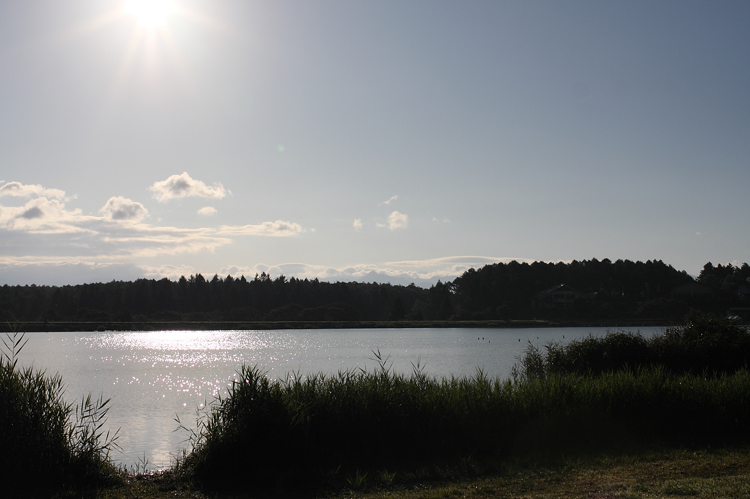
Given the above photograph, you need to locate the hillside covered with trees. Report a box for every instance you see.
[1,259,748,326]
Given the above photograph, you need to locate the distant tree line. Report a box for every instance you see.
[453,258,684,320]
[1,259,748,323]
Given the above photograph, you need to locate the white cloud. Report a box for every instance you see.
[149,172,228,203]
[99,196,148,222]
[387,211,408,230]
[198,206,217,216]
[0,193,230,255]
[0,197,91,234]
[0,181,65,199]
[380,195,398,205]
[1,181,305,264]
[385,256,537,277]
[353,218,363,231]
[94,224,234,258]
[216,220,304,237]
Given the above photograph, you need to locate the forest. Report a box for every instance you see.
[1,259,749,325]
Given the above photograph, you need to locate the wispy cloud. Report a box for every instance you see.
[0,181,65,200]
[379,195,398,205]
[385,255,534,276]
[149,172,228,203]
[353,218,363,231]
[198,206,217,216]
[216,220,303,237]
[96,224,232,258]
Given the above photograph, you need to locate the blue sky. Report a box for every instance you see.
[1,0,748,286]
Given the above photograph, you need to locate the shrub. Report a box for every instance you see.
[514,313,750,379]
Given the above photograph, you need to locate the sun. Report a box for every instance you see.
[124,0,177,27]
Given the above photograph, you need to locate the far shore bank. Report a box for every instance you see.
[15,318,680,332]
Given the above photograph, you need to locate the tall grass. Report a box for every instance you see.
[180,318,750,494]
[0,326,120,495]
[509,367,750,455]
[180,355,518,491]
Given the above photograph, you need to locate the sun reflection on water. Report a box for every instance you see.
[89,330,270,352]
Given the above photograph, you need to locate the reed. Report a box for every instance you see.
[0,326,120,495]
[181,333,750,494]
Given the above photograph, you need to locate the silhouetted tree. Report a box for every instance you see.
[389,297,406,321]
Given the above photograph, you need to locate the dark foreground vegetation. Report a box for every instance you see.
[2,259,749,327]
[175,314,750,495]
[4,314,750,497]
[0,330,121,497]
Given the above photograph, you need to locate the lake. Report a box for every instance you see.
[15,326,662,469]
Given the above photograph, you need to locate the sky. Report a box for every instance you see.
[1,0,748,287]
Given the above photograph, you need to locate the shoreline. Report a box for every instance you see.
[16,318,678,332]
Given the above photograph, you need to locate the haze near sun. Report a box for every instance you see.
[124,0,176,27]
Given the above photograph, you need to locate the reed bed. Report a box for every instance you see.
[180,357,515,491]
[0,329,120,496]
[182,322,750,493]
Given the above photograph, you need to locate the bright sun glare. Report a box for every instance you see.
[124,0,176,27]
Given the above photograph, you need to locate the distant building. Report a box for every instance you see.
[533,284,588,308]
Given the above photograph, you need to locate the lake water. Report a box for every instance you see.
[15,326,662,469]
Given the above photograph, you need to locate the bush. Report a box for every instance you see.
[514,313,750,379]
